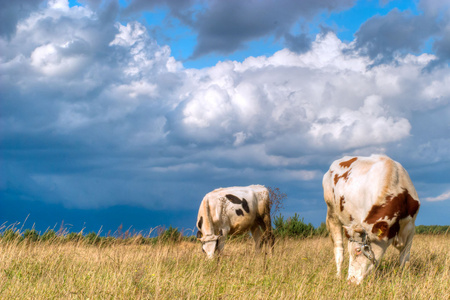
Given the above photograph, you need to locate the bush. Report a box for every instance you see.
[65,232,84,242]
[415,225,449,235]
[315,222,329,237]
[157,226,182,243]
[84,232,101,245]
[40,229,57,242]
[1,229,23,242]
[23,229,40,242]
[273,213,316,238]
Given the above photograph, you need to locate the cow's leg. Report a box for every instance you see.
[396,224,415,267]
[251,225,263,252]
[258,212,275,252]
[217,227,229,254]
[327,212,344,277]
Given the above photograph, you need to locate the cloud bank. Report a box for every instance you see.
[1,0,450,219]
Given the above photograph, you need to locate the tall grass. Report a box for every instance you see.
[1,233,448,299]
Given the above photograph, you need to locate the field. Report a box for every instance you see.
[1,234,449,299]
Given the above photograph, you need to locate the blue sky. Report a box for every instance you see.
[1,0,450,235]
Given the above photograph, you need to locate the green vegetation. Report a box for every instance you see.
[1,223,447,247]
[415,225,450,235]
[0,225,194,246]
[273,213,328,238]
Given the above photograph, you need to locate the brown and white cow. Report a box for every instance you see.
[323,154,420,284]
[196,185,275,258]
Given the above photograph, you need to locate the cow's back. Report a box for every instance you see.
[200,185,269,234]
[323,155,420,234]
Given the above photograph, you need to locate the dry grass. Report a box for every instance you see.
[0,235,448,299]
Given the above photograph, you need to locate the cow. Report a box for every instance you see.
[196,185,275,258]
[323,154,420,284]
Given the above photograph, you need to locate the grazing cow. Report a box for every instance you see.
[323,155,420,284]
[196,185,275,258]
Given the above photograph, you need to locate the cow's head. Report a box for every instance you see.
[344,224,387,284]
[197,230,223,259]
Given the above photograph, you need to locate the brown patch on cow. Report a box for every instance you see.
[197,216,203,230]
[235,209,244,216]
[334,170,351,185]
[349,214,354,221]
[339,157,358,168]
[388,221,400,239]
[405,191,420,218]
[342,171,350,181]
[364,189,420,224]
[372,221,389,239]
[364,189,420,239]
[340,196,345,212]
[225,194,250,213]
[344,228,350,239]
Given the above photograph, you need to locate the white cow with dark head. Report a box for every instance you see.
[323,155,420,284]
[196,185,275,258]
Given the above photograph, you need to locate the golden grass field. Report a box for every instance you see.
[0,234,448,299]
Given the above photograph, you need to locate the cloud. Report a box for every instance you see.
[168,33,432,156]
[1,1,450,214]
[123,0,355,58]
[0,0,45,38]
[284,32,313,54]
[353,0,450,67]
[353,9,437,65]
[191,0,356,58]
[425,191,450,202]
[124,0,450,67]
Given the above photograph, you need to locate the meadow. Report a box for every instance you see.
[1,233,448,299]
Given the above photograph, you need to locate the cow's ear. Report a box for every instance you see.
[196,231,202,239]
[371,221,388,239]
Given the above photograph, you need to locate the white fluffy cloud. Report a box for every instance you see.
[175,33,443,158]
[425,191,450,202]
[1,1,450,214]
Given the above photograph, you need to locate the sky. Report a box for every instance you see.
[1,0,450,235]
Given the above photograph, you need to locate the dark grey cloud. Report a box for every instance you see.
[284,26,334,54]
[0,0,45,38]
[283,32,312,54]
[124,0,355,58]
[353,9,438,65]
[428,26,450,69]
[123,0,195,14]
[188,0,355,58]
[353,0,450,68]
